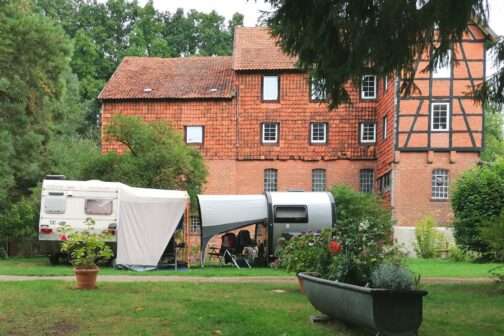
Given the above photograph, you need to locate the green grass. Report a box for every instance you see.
[0,257,290,277]
[406,258,503,278]
[0,257,502,278]
[0,281,503,336]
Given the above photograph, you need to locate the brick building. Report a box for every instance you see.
[99,24,496,251]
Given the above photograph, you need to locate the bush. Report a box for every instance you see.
[415,216,443,258]
[59,218,113,269]
[279,186,397,286]
[370,263,418,290]
[452,159,504,255]
[480,210,504,261]
[489,266,504,292]
[447,244,480,262]
[278,231,332,274]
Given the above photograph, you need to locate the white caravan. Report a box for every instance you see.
[39,178,189,269]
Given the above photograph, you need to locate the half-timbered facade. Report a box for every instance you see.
[99,23,496,251]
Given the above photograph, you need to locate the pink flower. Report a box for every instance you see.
[59,234,68,241]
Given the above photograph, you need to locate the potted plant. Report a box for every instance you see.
[279,186,428,335]
[59,218,113,289]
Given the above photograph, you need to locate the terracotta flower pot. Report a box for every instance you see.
[74,267,100,289]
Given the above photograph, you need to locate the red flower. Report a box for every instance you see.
[328,240,342,255]
[59,234,68,241]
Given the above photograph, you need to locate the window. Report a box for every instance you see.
[379,173,391,193]
[262,75,279,101]
[361,75,377,99]
[312,169,326,191]
[262,123,279,144]
[384,75,388,91]
[264,169,278,192]
[360,169,374,193]
[185,126,204,144]
[44,193,66,214]
[310,122,327,144]
[382,116,388,140]
[432,50,452,79]
[360,122,376,143]
[431,102,450,131]
[310,77,327,101]
[190,215,201,234]
[85,199,113,216]
[432,169,449,200]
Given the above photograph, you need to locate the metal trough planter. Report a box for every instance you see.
[298,272,428,336]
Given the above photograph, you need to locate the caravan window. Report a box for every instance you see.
[44,193,66,214]
[85,199,113,216]
[274,205,308,223]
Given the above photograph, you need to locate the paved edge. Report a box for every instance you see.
[0,275,494,284]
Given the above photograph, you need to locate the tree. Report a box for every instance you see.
[481,106,504,162]
[452,158,504,255]
[83,115,207,200]
[265,0,502,107]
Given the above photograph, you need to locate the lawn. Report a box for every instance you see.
[406,258,503,278]
[0,281,503,336]
[0,257,502,278]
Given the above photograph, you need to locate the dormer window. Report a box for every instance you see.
[262,75,279,101]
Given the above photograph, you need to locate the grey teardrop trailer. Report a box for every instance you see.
[197,192,336,266]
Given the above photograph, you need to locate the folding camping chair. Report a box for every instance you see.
[217,232,253,269]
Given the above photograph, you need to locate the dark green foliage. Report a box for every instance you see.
[83,115,207,201]
[452,158,504,255]
[480,211,504,261]
[265,0,502,107]
[279,185,396,286]
[481,107,504,162]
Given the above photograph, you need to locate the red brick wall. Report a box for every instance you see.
[392,151,479,226]
[235,71,378,161]
[376,76,396,180]
[101,99,237,160]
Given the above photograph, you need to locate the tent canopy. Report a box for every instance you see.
[116,184,188,270]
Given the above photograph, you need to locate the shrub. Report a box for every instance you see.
[278,231,331,274]
[480,210,504,261]
[447,244,480,262]
[59,218,113,269]
[415,216,443,258]
[452,158,504,254]
[370,263,418,290]
[489,266,504,293]
[327,185,395,285]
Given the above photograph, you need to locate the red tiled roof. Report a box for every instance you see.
[98,56,235,100]
[232,27,298,70]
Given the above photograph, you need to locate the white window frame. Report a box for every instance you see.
[384,75,388,91]
[262,123,279,144]
[185,125,204,144]
[262,75,279,101]
[361,75,377,99]
[360,122,376,144]
[432,169,449,200]
[382,116,388,140]
[310,122,327,144]
[430,102,450,132]
[432,49,452,79]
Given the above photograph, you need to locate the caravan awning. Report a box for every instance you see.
[116,185,189,269]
